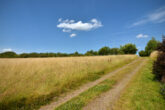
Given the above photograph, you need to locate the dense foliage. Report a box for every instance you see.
[139,50,147,57]
[120,43,137,54]
[0,51,17,58]
[153,36,165,83]
[139,37,160,56]
[160,84,165,98]
[98,46,111,55]
[0,43,138,58]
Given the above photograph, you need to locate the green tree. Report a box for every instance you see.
[85,50,98,56]
[98,46,110,55]
[139,50,147,57]
[145,37,160,56]
[109,48,120,55]
[0,51,17,58]
[19,53,29,58]
[120,43,137,54]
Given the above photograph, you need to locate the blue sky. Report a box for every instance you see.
[0,0,165,53]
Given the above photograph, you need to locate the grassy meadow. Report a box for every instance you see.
[0,55,137,110]
[113,59,165,110]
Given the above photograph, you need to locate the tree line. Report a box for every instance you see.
[0,37,161,58]
[0,43,137,58]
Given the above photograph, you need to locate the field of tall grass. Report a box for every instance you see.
[0,55,137,110]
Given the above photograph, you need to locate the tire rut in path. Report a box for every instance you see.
[82,59,146,110]
[39,59,141,110]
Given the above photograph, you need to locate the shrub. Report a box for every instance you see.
[160,84,165,99]
[153,36,165,83]
[139,50,147,57]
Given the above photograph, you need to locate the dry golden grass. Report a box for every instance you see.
[150,51,159,60]
[0,55,137,109]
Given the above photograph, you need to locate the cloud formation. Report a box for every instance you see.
[70,33,76,38]
[57,18,102,37]
[136,34,148,38]
[2,48,13,52]
[132,6,165,27]
[57,18,102,31]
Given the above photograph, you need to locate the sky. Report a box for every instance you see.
[0,0,165,53]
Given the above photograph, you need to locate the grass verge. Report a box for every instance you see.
[113,59,165,110]
[55,58,143,110]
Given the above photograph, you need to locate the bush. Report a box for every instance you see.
[160,84,165,99]
[139,50,147,57]
[153,36,165,83]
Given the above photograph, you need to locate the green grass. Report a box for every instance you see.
[56,79,115,110]
[114,59,165,110]
[55,58,143,110]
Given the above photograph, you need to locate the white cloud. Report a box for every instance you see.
[136,34,149,38]
[57,18,102,31]
[132,6,165,27]
[62,29,71,32]
[70,33,76,38]
[58,18,62,22]
[2,48,13,52]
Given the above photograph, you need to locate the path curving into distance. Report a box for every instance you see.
[82,58,146,110]
[39,58,141,110]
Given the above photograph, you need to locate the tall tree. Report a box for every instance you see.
[120,43,137,54]
[98,46,111,55]
[145,37,160,56]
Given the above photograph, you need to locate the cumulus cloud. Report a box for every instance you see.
[2,48,13,52]
[57,18,102,37]
[70,33,76,38]
[136,34,149,38]
[132,6,165,27]
[57,18,102,31]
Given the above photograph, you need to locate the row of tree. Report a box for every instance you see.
[0,43,138,58]
[0,37,162,58]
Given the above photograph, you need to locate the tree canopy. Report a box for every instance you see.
[139,37,160,57]
[120,43,137,54]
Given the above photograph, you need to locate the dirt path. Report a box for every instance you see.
[82,59,146,110]
[39,59,141,110]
